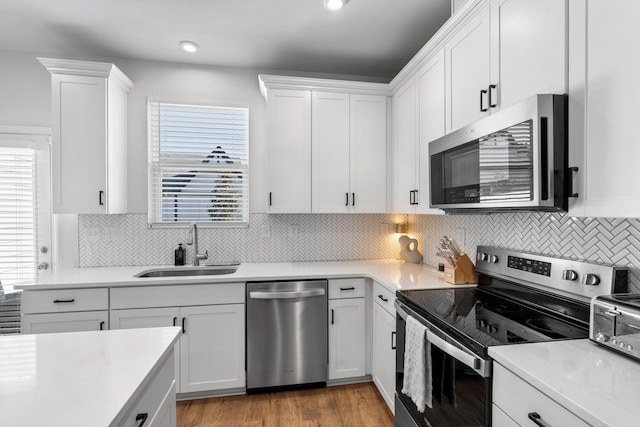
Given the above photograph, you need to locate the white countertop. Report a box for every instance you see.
[20,259,473,292]
[489,339,640,427]
[0,327,181,427]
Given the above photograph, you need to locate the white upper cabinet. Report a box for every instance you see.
[568,0,640,218]
[444,0,567,133]
[312,92,351,213]
[265,88,312,213]
[392,78,419,214]
[445,2,492,133]
[490,0,567,111]
[260,75,389,214]
[39,58,133,214]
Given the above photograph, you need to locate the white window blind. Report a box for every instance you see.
[148,102,249,226]
[0,147,36,287]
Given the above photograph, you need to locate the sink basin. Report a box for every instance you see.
[135,265,238,278]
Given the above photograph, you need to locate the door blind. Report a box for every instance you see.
[0,147,36,287]
[148,102,249,225]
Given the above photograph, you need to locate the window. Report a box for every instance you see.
[0,129,51,290]
[147,101,249,226]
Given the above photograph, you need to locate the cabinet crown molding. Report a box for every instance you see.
[38,57,134,92]
[258,74,391,99]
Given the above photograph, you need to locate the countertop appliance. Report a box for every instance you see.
[395,246,627,427]
[591,294,640,362]
[429,94,569,213]
[246,280,328,393]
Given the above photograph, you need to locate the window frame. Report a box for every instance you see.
[146,98,250,229]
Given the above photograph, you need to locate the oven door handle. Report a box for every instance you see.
[395,300,490,378]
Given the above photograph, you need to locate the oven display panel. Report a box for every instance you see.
[507,256,551,277]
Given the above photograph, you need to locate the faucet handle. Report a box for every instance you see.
[204,250,209,260]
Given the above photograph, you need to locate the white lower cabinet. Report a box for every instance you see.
[22,310,108,333]
[111,304,245,394]
[493,363,589,427]
[371,299,396,413]
[492,404,519,427]
[328,298,366,380]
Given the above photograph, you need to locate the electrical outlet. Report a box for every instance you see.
[289,225,299,238]
[85,228,100,242]
[104,227,116,242]
[261,225,271,238]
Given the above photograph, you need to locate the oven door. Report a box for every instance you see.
[395,301,492,427]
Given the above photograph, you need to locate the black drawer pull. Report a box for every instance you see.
[527,412,547,427]
[99,190,104,206]
[136,413,149,427]
[173,317,178,327]
[99,321,105,331]
[339,287,355,291]
[53,299,75,303]
[378,294,388,302]
[182,317,186,334]
[352,192,355,206]
[331,309,335,325]
[480,89,488,112]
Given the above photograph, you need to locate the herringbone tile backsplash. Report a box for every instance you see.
[78,212,640,292]
[410,213,640,293]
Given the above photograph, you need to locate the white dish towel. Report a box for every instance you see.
[401,315,432,412]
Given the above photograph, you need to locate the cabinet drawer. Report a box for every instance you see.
[111,283,245,309]
[493,364,590,427]
[373,281,396,315]
[328,278,366,299]
[118,351,175,427]
[22,288,108,314]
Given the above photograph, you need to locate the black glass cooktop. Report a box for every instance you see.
[397,274,590,357]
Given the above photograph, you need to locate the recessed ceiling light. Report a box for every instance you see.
[180,41,199,53]
[324,0,347,11]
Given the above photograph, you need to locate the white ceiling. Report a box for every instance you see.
[0,0,452,81]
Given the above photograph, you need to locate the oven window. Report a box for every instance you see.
[396,316,489,427]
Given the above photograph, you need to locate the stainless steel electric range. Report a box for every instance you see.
[394,246,628,427]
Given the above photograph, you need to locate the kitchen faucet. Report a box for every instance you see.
[187,222,208,266]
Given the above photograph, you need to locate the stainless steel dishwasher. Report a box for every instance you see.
[246,280,328,393]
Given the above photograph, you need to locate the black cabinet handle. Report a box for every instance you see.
[269,192,272,206]
[182,317,186,334]
[53,299,75,303]
[489,84,497,108]
[409,190,414,205]
[391,331,396,350]
[352,192,355,206]
[480,89,488,112]
[99,321,105,331]
[567,167,579,198]
[136,413,149,427]
[173,317,178,327]
[99,190,104,206]
[345,192,349,206]
[331,309,335,325]
[527,412,547,427]
[339,287,355,291]
[413,189,418,205]
[378,294,388,302]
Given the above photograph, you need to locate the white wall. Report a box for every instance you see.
[0,50,269,215]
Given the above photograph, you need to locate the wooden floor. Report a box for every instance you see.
[177,382,394,427]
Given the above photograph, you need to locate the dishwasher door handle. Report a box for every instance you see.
[249,288,326,299]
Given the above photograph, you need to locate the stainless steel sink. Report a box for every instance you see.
[135,264,239,278]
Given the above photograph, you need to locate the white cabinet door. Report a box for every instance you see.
[312,91,351,213]
[445,2,491,133]
[52,74,108,214]
[568,0,640,217]
[392,78,418,214]
[22,311,108,334]
[350,94,388,213]
[490,0,567,111]
[328,298,366,380]
[179,304,245,393]
[266,89,312,213]
[372,302,396,413]
[492,404,519,427]
[149,380,177,427]
[417,48,446,215]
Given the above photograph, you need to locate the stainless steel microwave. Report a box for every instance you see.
[429,94,568,213]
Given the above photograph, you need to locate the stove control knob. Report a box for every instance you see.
[489,255,499,264]
[582,273,601,286]
[477,319,487,328]
[627,344,633,351]
[488,324,499,333]
[478,253,488,262]
[612,339,618,345]
[562,269,579,281]
[595,332,607,342]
